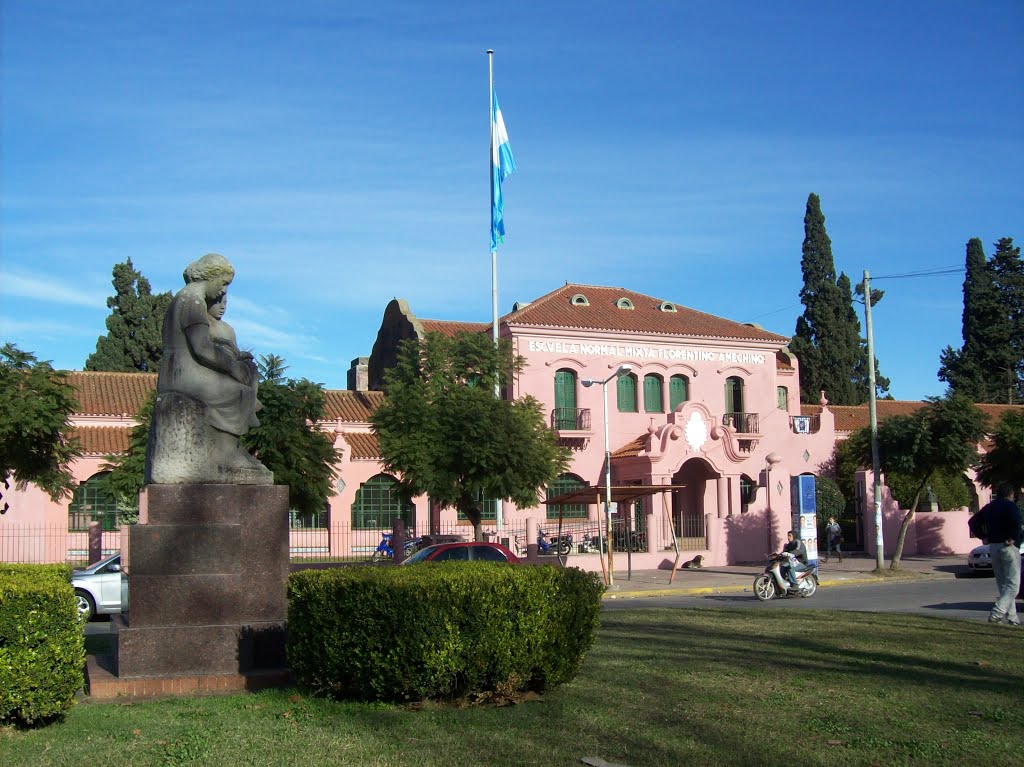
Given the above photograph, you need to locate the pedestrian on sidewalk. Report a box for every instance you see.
[970,483,1022,626]
[823,516,843,564]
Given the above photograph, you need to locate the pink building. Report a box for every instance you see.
[3,282,1019,568]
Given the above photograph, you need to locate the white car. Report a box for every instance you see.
[71,553,126,620]
[967,542,1024,572]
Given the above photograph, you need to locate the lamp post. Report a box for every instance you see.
[582,364,632,587]
[764,452,783,553]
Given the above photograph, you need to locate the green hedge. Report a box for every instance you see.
[287,563,604,702]
[0,564,85,725]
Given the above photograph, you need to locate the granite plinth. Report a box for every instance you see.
[112,484,289,682]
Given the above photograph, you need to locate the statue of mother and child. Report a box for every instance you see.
[145,253,273,485]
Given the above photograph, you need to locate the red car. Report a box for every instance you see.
[402,541,521,564]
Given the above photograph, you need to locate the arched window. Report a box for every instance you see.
[617,373,638,413]
[669,375,689,410]
[739,474,758,513]
[351,474,415,530]
[777,386,788,411]
[553,369,578,429]
[643,374,664,413]
[545,473,589,520]
[68,472,120,532]
[456,491,499,522]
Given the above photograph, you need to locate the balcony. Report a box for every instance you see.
[551,408,591,451]
[552,408,591,431]
[790,414,821,434]
[722,412,759,434]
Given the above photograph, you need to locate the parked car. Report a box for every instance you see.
[71,553,126,620]
[967,542,1024,572]
[402,542,521,564]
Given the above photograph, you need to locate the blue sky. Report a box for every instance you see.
[2,1,1021,401]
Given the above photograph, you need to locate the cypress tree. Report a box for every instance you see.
[790,193,886,405]
[939,237,1023,403]
[85,259,171,372]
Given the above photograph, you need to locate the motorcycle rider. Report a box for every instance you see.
[782,530,810,592]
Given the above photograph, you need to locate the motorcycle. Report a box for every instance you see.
[371,532,423,562]
[537,530,573,556]
[753,552,818,600]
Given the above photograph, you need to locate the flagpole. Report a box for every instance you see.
[487,49,504,534]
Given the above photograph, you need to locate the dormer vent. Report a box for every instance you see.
[570,294,589,306]
[512,301,531,312]
[615,297,635,310]
[659,301,677,313]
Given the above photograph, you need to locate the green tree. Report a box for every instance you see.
[789,193,888,405]
[975,409,1024,497]
[371,331,570,541]
[99,390,154,524]
[847,395,988,569]
[0,343,82,507]
[85,258,172,372]
[242,356,339,518]
[939,237,1024,403]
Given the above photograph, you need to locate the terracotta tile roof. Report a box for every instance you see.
[803,401,1024,432]
[324,391,385,422]
[502,284,790,343]
[67,371,156,417]
[68,426,130,456]
[611,434,647,459]
[342,432,381,459]
[776,351,794,371]
[421,319,491,337]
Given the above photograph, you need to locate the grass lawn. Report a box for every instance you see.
[4,608,1023,767]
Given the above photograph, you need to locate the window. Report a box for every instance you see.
[643,374,664,413]
[777,386,788,411]
[669,375,689,410]
[473,546,510,562]
[546,473,589,520]
[68,473,120,531]
[432,547,470,562]
[724,376,744,416]
[456,493,498,522]
[739,475,758,513]
[351,474,415,530]
[617,373,638,412]
[553,369,578,429]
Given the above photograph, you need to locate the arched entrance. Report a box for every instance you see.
[670,458,719,550]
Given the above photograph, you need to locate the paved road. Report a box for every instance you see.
[603,572,1004,623]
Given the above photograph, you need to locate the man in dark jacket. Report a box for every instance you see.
[782,530,810,591]
[971,483,1022,625]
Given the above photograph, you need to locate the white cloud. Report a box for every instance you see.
[0,271,105,308]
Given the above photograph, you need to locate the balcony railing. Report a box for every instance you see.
[551,408,591,431]
[790,414,821,434]
[722,412,759,434]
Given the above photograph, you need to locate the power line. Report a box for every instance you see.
[870,265,962,280]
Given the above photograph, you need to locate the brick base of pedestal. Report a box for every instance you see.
[95,484,291,697]
[85,654,290,700]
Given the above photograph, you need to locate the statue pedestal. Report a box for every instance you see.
[90,485,290,696]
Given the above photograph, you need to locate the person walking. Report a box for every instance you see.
[971,483,1022,625]
[823,516,843,564]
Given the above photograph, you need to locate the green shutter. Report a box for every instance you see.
[545,474,589,520]
[643,375,663,412]
[617,374,637,412]
[351,474,415,530]
[669,375,688,410]
[554,369,577,429]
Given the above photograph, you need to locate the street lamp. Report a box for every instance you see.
[582,364,633,587]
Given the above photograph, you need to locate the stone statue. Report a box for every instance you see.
[145,254,273,485]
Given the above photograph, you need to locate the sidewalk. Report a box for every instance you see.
[600,553,967,599]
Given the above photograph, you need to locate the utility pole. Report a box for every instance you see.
[863,269,885,571]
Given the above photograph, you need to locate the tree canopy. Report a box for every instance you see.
[85,258,172,373]
[0,343,82,506]
[939,237,1023,403]
[975,409,1024,497]
[371,331,570,541]
[789,193,889,405]
[846,394,988,569]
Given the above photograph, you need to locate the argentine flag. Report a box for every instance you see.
[490,90,516,252]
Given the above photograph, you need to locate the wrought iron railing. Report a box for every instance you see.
[790,414,821,434]
[722,411,759,433]
[551,407,591,431]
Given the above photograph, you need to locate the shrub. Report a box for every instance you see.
[885,470,971,511]
[287,563,604,702]
[0,564,84,725]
